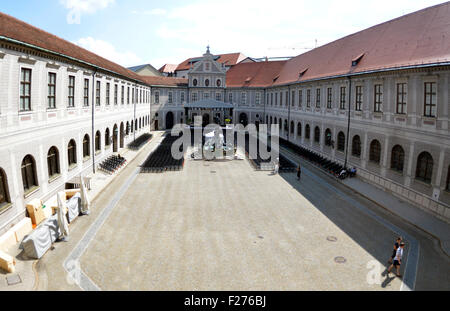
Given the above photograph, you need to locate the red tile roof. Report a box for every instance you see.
[225,61,287,88]
[0,11,147,84]
[176,52,246,71]
[140,75,188,87]
[275,2,450,85]
[158,64,178,73]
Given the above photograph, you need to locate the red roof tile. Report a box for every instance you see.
[225,61,287,88]
[0,11,147,84]
[158,64,178,73]
[176,52,246,71]
[275,2,450,85]
[140,75,188,86]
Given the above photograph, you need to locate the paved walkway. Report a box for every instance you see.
[279,146,450,258]
[341,177,450,257]
[0,131,163,291]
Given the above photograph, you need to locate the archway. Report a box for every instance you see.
[239,112,248,127]
[120,122,124,148]
[113,124,118,152]
[165,111,174,130]
[202,113,210,127]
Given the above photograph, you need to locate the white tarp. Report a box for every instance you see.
[57,191,70,241]
[80,175,91,215]
[20,215,59,259]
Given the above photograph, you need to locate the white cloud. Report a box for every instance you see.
[74,37,142,67]
[60,0,115,24]
[151,0,445,61]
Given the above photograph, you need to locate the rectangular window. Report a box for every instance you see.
[298,90,302,107]
[168,92,173,104]
[340,86,346,109]
[256,92,261,106]
[106,82,110,105]
[424,82,436,117]
[155,91,160,104]
[327,88,332,109]
[83,78,89,106]
[291,90,295,106]
[216,92,222,101]
[275,93,278,106]
[241,92,247,105]
[181,92,185,103]
[285,91,288,106]
[203,92,210,99]
[306,89,311,108]
[48,72,56,109]
[374,84,382,112]
[114,84,118,105]
[121,85,124,105]
[228,93,232,103]
[396,83,407,114]
[316,88,321,108]
[132,88,135,104]
[355,85,363,111]
[127,87,130,104]
[280,92,283,107]
[96,81,101,106]
[20,68,32,111]
[192,92,198,102]
[68,76,75,108]
[270,93,273,106]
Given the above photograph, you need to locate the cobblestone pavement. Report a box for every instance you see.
[34,138,450,291]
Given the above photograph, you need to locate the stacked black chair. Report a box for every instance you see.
[128,133,153,151]
[278,138,348,179]
[98,154,127,174]
[141,133,185,173]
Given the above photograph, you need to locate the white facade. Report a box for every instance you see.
[0,45,152,234]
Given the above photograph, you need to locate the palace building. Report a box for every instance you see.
[0,2,450,234]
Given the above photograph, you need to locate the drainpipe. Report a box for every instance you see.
[133,83,137,142]
[344,76,352,169]
[91,68,97,174]
[287,85,291,141]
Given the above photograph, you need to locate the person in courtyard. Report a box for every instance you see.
[387,242,405,277]
[388,237,402,264]
[273,157,280,175]
[296,164,302,181]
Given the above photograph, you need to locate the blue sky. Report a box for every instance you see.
[0,0,446,68]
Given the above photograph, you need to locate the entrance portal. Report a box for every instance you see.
[165,111,174,130]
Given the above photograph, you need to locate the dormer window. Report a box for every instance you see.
[298,68,308,79]
[352,53,365,67]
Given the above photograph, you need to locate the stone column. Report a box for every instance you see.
[404,142,415,187]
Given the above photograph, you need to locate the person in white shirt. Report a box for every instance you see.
[387,242,405,277]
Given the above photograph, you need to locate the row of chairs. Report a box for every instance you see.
[98,154,126,174]
[279,138,349,178]
[141,134,185,173]
[245,134,296,171]
[127,133,153,150]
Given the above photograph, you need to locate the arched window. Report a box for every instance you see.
[21,155,38,192]
[297,122,302,137]
[83,134,90,158]
[325,129,332,146]
[352,135,361,157]
[337,132,345,151]
[369,140,381,164]
[290,121,294,134]
[95,131,101,152]
[135,119,138,131]
[47,146,60,179]
[105,128,111,147]
[305,124,310,139]
[0,168,11,208]
[68,139,77,166]
[270,116,273,125]
[193,78,198,86]
[279,118,282,130]
[391,145,405,172]
[314,126,320,143]
[415,152,433,183]
[131,120,134,133]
